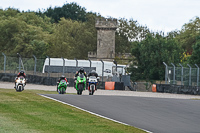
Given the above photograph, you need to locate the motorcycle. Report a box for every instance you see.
[57,80,68,94]
[15,76,26,92]
[88,76,99,95]
[75,73,86,95]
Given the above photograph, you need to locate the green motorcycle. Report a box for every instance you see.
[57,80,68,94]
[75,73,86,95]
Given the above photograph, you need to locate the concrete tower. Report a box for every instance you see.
[95,18,118,61]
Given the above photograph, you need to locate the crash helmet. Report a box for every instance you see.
[91,70,96,73]
[20,70,24,74]
[60,75,65,79]
[79,67,84,73]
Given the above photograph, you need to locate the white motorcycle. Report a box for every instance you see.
[15,76,26,92]
[88,76,99,95]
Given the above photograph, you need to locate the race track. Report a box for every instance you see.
[42,94,200,133]
[1,81,200,133]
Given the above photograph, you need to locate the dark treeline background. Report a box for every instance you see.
[0,2,200,81]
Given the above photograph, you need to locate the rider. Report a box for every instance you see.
[75,67,87,78]
[87,70,99,90]
[14,70,26,88]
[17,70,26,78]
[74,67,87,88]
[57,75,68,92]
[88,70,98,78]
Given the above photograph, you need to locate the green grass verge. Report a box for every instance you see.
[0,88,146,133]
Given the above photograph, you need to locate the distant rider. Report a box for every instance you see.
[14,70,26,88]
[88,70,98,78]
[87,70,99,90]
[57,75,68,92]
[17,70,26,78]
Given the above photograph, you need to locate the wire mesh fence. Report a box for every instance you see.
[164,63,200,87]
[0,54,126,84]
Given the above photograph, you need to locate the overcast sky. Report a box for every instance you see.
[1,0,200,33]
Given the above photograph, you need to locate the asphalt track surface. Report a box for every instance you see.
[1,81,200,133]
[42,94,200,133]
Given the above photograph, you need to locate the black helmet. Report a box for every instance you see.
[20,71,24,74]
[60,75,65,79]
[79,67,84,73]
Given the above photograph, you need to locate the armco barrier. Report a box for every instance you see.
[0,73,73,87]
[156,84,200,95]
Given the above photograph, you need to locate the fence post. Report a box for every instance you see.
[2,53,6,73]
[17,53,21,72]
[88,58,91,72]
[187,64,192,86]
[101,59,104,85]
[195,64,199,88]
[171,63,176,84]
[46,56,50,78]
[74,58,78,71]
[179,63,183,85]
[163,62,168,84]
[113,60,117,73]
[62,57,65,75]
[33,55,37,75]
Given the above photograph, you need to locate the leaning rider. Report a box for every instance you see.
[57,75,68,92]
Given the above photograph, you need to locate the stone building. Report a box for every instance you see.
[88,18,118,61]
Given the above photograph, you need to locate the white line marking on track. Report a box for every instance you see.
[40,94,152,133]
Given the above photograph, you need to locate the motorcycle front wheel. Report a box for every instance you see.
[77,84,83,95]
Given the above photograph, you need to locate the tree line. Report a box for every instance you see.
[0,2,200,82]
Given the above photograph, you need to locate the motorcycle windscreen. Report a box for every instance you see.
[61,80,66,83]
[89,76,96,79]
[19,76,24,80]
[79,73,84,78]
[60,80,67,86]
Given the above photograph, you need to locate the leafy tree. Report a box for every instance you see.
[0,8,20,18]
[19,12,54,33]
[46,18,95,59]
[40,2,87,23]
[0,9,52,57]
[115,18,150,54]
[175,17,200,54]
[188,34,200,65]
[130,32,183,81]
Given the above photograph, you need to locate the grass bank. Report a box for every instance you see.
[0,89,146,133]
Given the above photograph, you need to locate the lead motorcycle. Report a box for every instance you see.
[74,73,86,95]
[88,76,99,95]
[15,76,26,92]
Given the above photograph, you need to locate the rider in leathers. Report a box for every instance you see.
[57,75,68,92]
[87,70,99,90]
[14,71,26,88]
[74,67,87,88]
